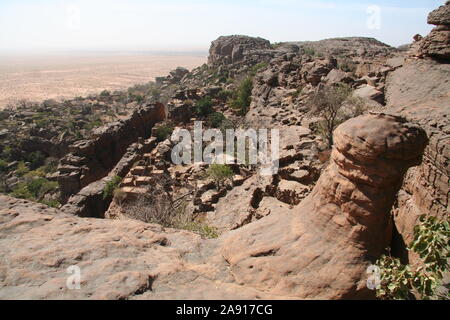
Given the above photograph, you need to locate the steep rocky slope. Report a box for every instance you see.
[0,114,427,299]
[0,3,448,300]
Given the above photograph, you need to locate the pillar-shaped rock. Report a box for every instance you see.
[221,114,427,299]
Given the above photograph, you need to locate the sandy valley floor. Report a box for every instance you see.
[0,53,206,108]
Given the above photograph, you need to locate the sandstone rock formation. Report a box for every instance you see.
[57,103,165,203]
[0,114,427,299]
[417,1,450,60]
[60,138,158,218]
[208,35,273,66]
[1,3,448,300]
[220,114,427,299]
[384,58,450,263]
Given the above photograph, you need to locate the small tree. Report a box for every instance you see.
[206,164,234,190]
[208,112,226,128]
[154,125,174,142]
[311,84,366,148]
[103,176,122,200]
[195,96,214,117]
[0,159,8,173]
[229,77,253,116]
[100,90,111,98]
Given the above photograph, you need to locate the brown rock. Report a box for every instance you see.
[58,103,165,203]
[427,2,450,26]
[208,35,272,66]
[385,58,450,263]
[220,114,427,299]
[416,3,450,60]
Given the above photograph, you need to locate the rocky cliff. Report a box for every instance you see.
[0,3,448,301]
[57,103,165,203]
[417,1,450,60]
[385,59,449,263]
[0,114,427,299]
[208,35,273,66]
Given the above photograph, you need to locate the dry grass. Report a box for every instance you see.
[0,53,206,108]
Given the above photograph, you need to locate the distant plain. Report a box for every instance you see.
[0,53,206,108]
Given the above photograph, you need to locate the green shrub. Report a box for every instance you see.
[11,177,58,200]
[0,111,9,121]
[83,119,103,131]
[249,62,269,76]
[195,97,214,117]
[271,42,283,49]
[15,162,30,177]
[180,221,219,239]
[11,183,33,199]
[375,215,449,300]
[217,89,233,101]
[154,125,174,142]
[303,47,316,56]
[0,159,8,172]
[26,151,46,170]
[103,176,122,200]
[208,112,226,128]
[149,87,161,101]
[27,178,58,198]
[206,164,234,189]
[100,90,111,97]
[2,145,16,162]
[229,77,253,116]
[41,199,61,208]
[337,58,357,73]
[34,118,51,129]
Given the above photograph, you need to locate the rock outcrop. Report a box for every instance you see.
[57,103,165,203]
[220,114,427,299]
[60,138,158,218]
[385,58,450,263]
[0,114,427,299]
[208,35,273,66]
[417,1,450,60]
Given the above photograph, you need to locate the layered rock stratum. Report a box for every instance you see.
[0,3,448,300]
[0,114,427,299]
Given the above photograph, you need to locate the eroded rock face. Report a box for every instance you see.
[220,114,427,299]
[0,195,204,300]
[385,58,450,263]
[418,2,450,60]
[0,114,427,300]
[427,1,450,26]
[57,103,165,203]
[208,35,273,66]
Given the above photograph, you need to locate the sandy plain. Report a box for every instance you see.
[0,53,206,108]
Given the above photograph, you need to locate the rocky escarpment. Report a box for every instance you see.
[208,35,273,66]
[245,38,399,129]
[384,58,449,263]
[383,4,449,263]
[57,103,165,203]
[416,1,450,60]
[0,114,427,299]
[220,114,427,299]
[60,138,158,218]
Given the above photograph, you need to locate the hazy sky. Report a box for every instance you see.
[0,0,445,53]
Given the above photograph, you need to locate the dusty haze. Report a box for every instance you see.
[0,53,206,108]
